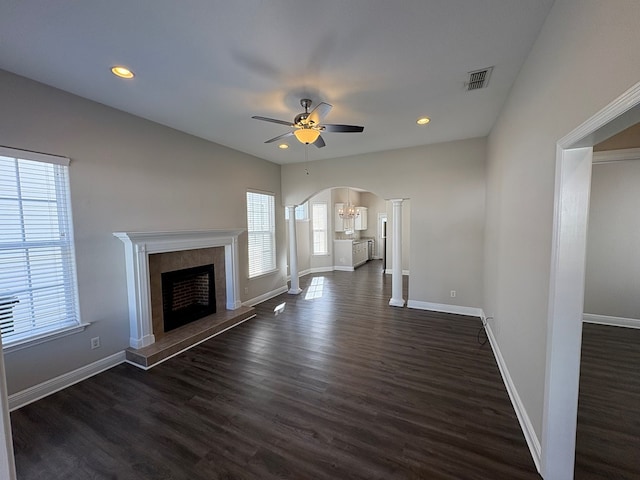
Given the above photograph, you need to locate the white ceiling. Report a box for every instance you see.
[0,0,554,164]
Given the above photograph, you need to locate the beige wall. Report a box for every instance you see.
[281,137,487,310]
[360,191,387,245]
[584,160,640,319]
[0,70,285,394]
[484,0,640,443]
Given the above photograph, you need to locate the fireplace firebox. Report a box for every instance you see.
[161,264,216,332]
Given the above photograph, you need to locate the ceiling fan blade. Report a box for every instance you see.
[252,116,294,127]
[322,124,364,133]
[264,131,294,143]
[313,135,326,148]
[307,102,332,126]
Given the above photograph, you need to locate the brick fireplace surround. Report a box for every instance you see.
[114,229,255,368]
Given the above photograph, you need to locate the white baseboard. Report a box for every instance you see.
[309,266,335,274]
[291,267,335,278]
[8,351,126,411]
[384,269,410,275]
[484,321,542,473]
[583,313,640,329]
[333,266,355,272]
[243,286,288,307]
[288,269,311,280]
[407,300,483,318]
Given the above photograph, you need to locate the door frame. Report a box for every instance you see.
[542,81,640,479]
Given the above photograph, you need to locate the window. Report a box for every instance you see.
[312,202,328,255]
[0,147,81,347]
[284,202,308,221]
[246,191,276,278]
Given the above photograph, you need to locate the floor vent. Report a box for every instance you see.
[466,67,493,91]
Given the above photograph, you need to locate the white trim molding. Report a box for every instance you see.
[309,266,335,274]
[113,229,244,349]
[243,286,288,308]
[384,269,410,276]
[558,83,640,149]
[8,351,126,411]
[583,313,640,329]
[592,147,640,163]
[334,265,355,272]
[287,267,334,280]
[484,322,542,472]
[407,300,483,318]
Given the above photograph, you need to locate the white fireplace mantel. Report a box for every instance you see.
[114,229,244,349]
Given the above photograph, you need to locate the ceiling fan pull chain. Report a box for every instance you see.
[305,145,310,175]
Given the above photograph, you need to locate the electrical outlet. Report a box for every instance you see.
[244,287,249,294]
[90,337,100,349]
[450,290,456,298]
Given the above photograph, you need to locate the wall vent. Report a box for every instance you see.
[466,67,493,91]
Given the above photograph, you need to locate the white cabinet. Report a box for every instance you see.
[352,241,368,267]
[355,207,368,230]
[336,204,367,232]
[333,240,369,269]
[334,203,345,232]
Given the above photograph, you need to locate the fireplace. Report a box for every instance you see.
[162,264,216,332]
[113,229,244,349]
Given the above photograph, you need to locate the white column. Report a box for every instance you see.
[389,199,405,307]
[287,205,302,294]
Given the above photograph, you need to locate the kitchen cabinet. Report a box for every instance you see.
[355,207,368,230]
[352,241,368,267]
[334,240,368,270]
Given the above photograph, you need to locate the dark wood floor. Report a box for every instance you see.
[11,260,541,479]
[575,323,640,480]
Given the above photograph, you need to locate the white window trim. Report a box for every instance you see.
[285,202,309,222]
[311,201,329,256]
[0,146,83,351]
[246,189,277,279]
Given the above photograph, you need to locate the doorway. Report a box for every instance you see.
[378,213,387,270]
[542,82,640,478]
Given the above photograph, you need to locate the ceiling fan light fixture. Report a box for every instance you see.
[278,143,289,149]
[294,128,320,144]
[416,117,430,125]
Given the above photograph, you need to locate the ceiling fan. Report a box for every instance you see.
[252,99,364,148]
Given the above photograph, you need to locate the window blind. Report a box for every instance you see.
[284,203,308,221]
[312,202,328,255]
[246,191,276,278]
[0,147,80,345]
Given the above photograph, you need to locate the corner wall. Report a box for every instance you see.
[484,0,640,452]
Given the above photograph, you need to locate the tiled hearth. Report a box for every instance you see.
[124,306,255,368]
[114,229,255,369]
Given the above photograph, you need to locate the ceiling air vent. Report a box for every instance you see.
[466,67,493,91]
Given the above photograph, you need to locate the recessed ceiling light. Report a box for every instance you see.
[278,144,289,149]
[416,117,430,125]
[111,66,135,79]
